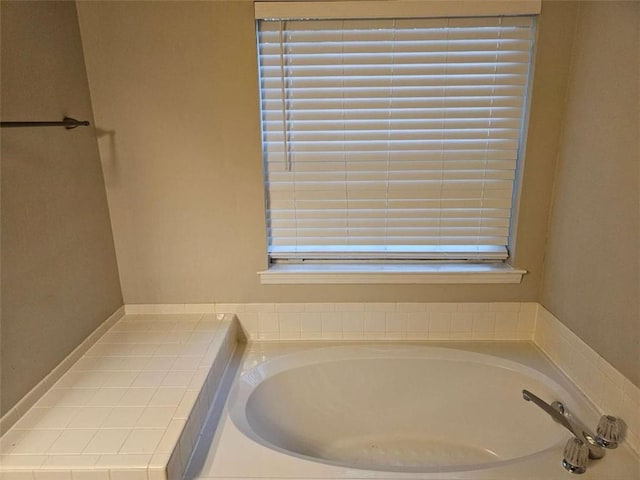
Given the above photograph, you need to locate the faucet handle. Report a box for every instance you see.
[596,415,622,448]
[562,437,589,474]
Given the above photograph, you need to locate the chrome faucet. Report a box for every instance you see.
[522,389,604,458]
[522,389,622,474]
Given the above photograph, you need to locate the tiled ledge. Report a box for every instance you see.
[0,313,240,480]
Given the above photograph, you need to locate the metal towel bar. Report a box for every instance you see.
[0,117,90,129]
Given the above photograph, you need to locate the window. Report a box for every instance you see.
[256,1,539,282]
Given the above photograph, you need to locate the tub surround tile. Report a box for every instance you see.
[535,305,640,455]
[4,302,636,479]
[0,314,240,480]
[207,302,533,342]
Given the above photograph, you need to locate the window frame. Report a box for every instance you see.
[255,1,539,284]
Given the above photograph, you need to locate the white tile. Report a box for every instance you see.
[472,312,496,335]
[101,408,144,429]
[299,312,322,333]
[161,372,193,388]
[173,392,197,420]
[118,389,156,407]
[14,408,77,430]
[6,430,62,455]
[299,331,322,340]
[517,311,536,334]
[155,420,185,454]
[385,312,407,333]
[320,331,342,340]
[170,357,200,372]
[67,408,112,429]
[451,312,473,333]
[519,302,538,314]
[363,312,386,333]
[34,471,70,480]
[99,373,139,389]
[236,313,257,336]
[37,389,97,408]
[341,313,364,333]
[343,332,364,340]
[126,344,159,356]
[148,388,185,407]
[429,312,451,333]
[131,372,166,388]
[256,332,280,340]
[0,472,35,480]
[321,313,342,333]
[84,430,130,455]
[405,332,429,340]
[47,430,97,455]
[494,312,518,335]
[278,313,300,333]
[0,454,47,469]
[54,371,111,389]
[135,408,175,429]
[194,319,219,332]
[119,430,164,454]
[43,455,99,469]
[257,312,279,333]
[85,388,127,406]
[406,312,428,333]
[597,358,627,391]
[148,452,170,468]
[108,470,146,480]
[148,464,168,480]
[623,379,640,405]
[279,331,302,340]
[94,454,150,469]
[71,470,110,480]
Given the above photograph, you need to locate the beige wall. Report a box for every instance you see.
[0,1,123,415]
[541,2,640,386]
[77,0,577,304]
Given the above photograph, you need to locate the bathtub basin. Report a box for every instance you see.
[228,345,568,473]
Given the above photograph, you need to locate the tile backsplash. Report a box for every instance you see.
[535,305,640,455]
[125,302,537,342]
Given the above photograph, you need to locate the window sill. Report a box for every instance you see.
[258,263,526,285]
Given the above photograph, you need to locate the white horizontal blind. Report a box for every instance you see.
[258,16,535,261]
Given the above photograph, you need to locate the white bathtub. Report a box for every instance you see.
[230,345,567,473]
[193,343,640,480]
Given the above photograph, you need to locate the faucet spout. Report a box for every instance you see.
[522,389,605,460]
